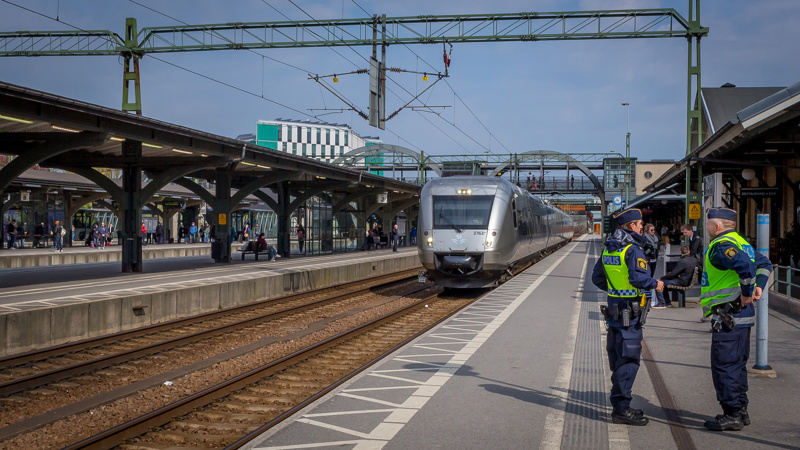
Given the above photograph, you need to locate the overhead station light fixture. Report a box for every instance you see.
[241,161,256,166]
[0,114,34,124]
[256,164,270,169]
[51,124,81,133]
[171,148,192,154]
[142,142,163,149]
[110,136,125,142]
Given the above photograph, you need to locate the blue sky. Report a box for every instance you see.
[1,0,798,163]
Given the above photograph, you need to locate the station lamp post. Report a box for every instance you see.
[621,102,631,206]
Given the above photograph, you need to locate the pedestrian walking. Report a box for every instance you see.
[141,221,147,245]
[701,208,772,431]
[592,208,664,426]
[34,222,45,248]
[410,225,417,246]
[570,174,575,189]
[242,223,250,242]
[155,222,164,244]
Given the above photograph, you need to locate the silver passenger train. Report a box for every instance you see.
[417,176,574,288]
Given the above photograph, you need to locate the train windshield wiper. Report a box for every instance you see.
[438,211,463,233]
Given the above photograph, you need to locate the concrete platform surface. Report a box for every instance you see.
[0,248,419,356]
[0,242,211,269]
[243,235,800,450]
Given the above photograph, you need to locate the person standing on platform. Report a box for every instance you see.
[91,223,99,248]
[296,223,305,254]
[6,220,16,249]
[391,223,400,252]
[410,225,417,246]
[701,208,772,431]
[155,222,164,244]
[189,222,197,244]
[98,222,108,249]
[642,223,662,308]
[592,208,664,426]
[54,220,64,252]
[682,223,703,261]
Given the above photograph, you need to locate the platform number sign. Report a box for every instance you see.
[377,192,388,204]
[20,192,30,202]
[218,213,227,226]
[612,195,622,206]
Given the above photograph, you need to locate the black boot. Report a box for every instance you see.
[704,414,743,431]
[740,407,751,426]
[612,408,649,426]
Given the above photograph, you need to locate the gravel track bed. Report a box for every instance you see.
[0,281,431,449]
[0,273,415,429]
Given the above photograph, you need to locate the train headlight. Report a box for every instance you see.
[426,236,433,247]
[456,188,472,195]
[485,230,498,248]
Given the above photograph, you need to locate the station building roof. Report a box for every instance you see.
[646,80,800,192]
[0,81,419,200]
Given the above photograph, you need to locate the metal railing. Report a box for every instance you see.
[770,264,799,298]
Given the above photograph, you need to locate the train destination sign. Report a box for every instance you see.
[740,187,779,198]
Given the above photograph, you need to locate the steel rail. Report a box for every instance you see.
[0,269,420,397]
[64,288,465,450]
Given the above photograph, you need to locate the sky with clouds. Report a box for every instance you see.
[1,0,798,164]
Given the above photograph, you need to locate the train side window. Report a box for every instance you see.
[512,200,518,228]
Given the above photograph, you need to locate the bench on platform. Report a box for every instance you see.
[239,249,265,260]
[664,266,699,307]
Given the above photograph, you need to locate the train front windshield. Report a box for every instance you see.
[433,195,494,230]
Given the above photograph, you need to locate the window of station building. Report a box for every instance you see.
[326,129,331,145]
[335,130,340,145]
[316,128,321,144]
[294,126,300,142]
[311,144,317,157]
[302,143,307,156]
[306,127,311,143]
[344,131,349,147]
[292,143,297,154]
[277,125,283,141]
[282,142,287,152]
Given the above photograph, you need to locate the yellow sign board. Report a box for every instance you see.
[218,213,227,225]
[688,203,701,220]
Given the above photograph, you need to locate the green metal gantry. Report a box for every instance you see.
[0,3,707,172]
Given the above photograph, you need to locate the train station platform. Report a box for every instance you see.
[245,235,800,450]
[0,243,211,269]
[0,247,419,357]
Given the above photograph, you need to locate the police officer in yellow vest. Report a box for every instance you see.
[702,207,772,431]
[592,208,664,426]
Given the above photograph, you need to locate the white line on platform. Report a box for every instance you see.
[252,238,583,450]
[539,234,590,450]
[0,250,410,301]
[0,251,413,309]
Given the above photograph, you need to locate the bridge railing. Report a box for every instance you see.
[524,176,601,191]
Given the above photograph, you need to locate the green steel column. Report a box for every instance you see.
[685,0,702,223]
[122,18,142,115]
[697,163,703,236]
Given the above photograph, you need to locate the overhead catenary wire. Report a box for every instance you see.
[351,0,511,154]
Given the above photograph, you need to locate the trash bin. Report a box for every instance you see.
[212,241,222,261]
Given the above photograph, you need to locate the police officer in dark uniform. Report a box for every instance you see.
[701,208,772,431]
[592,208,664,425]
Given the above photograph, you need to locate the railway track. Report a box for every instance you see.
[0,269,422,438]
[66,290,478,450]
